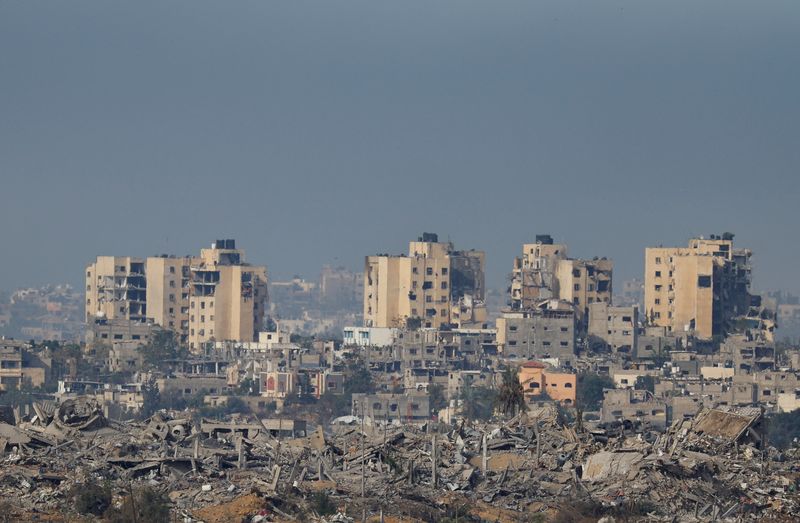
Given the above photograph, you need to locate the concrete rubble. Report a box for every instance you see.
[0,398,797,521]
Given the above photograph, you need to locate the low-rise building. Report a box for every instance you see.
[517,361,576,405]
[588,302,638,357]
[351,392,431,423]
[497,301,576,365]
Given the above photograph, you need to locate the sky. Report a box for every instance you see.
[1,1,799,294]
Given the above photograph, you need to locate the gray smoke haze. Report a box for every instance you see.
[1,1,798,292]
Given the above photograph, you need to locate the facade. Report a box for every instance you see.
[351,392,431,423]
[187,240,268,352]
[85,317,159,346]
[342,326,399,347]
[587,302,639,357]
[363,233,485,329]
[644,234,753,339]
[85,256,147,323]
[0,339,50,390]
[510,235,566,310]
[517,361,577,404]
[87,240,268,354]
[601,388,668,429]
[509,235,612,319]
[496,302,576,364]
[145,256,192,344]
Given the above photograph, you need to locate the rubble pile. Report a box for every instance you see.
[0,398,797,521]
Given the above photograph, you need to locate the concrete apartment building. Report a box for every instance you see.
[509,235,613,320]
[85,256,148,323]
[587,302,639,357]
[187,240,268,352]
[86,240,268,353]
[496,300,576,365]
[644,234,753,339]
[146,256,192,344]
[363,233,485,329]
[351,392,431,423]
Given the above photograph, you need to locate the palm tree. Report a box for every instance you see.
[497,367,526,416]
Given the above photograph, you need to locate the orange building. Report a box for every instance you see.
[518,361,576,405]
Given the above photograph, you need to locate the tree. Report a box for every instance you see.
[106,486,170,523]
[634,375,655,394]
[576,373,615,411]
[428,383,448,414]
[496,367,526,416]
[766,410,800,449]
[460,386,496,421]
[141,377,161,418]
[344,361,375,395]
[72,480,111,516]
[139,330,183,371]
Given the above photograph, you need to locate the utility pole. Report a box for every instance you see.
[431,433,437,488]
[361,403,366,497]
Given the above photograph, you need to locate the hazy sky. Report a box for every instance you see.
[1,1,799,293]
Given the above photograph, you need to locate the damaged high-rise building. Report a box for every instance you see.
[644,233,754,339]
[85,239,268,353]
[509,234,613,320]
[363,233,485,329]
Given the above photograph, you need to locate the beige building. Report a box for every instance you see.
[187,240,268,352]
[145,256,192,344]
[86,239,268,353]
[364,233,485,329]
[644,234,753,339]
[509,235,612,319]
[85,256,147,323]
[587,302,639,357]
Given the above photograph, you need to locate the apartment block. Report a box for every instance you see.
[363,233,485,329]
[188,240,268,352]
[351,392,431,423]
[517,361,577,405]
[85,257,147,323]
[509,235,612,320]
[146,256,192,344]
[644,234,753,339]
[587,302,639,357]
[86,240,268,353]
[496,301,576,365]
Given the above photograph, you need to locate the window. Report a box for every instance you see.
[509,325,518,332]
[698,275,712,288]
[574,284,580,291]
[655,257,662,264]
[560,327,568,332]
[573,297,579,305]
[132,335,140,340]
[509,341,517,346]
[543,341,551,347]
[201,301,206,309]
[426,267,433,275]
[441,268,448,275]
[169,266,175,274]
[655,298,661,305]
[441,282,447,289]
[565,383,573,388]
[440,309,447,317]
[169,280,176,288]
[560,341,569,347]
[572,269,580,277]
[655,285,662,292]
[655,271,661,278]
[412,267,418,274]
[426,296,432,303]
[654,312,661,319]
